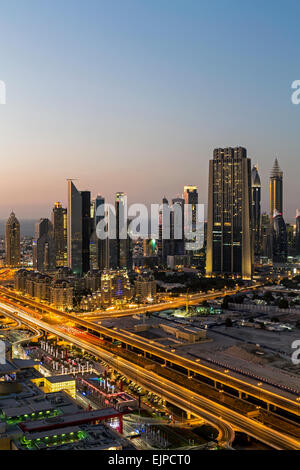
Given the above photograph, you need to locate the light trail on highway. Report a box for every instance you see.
[3,302,300,450]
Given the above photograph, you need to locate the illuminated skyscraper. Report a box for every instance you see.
[5,212,20,266]
[270,158,283,223]
[206,147,252,279]
[52,202,67,267]
[251,165,261,256]
[183,185,198,233]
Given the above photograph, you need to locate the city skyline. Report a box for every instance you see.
[0,1,300,218]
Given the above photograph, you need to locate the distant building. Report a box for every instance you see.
[50,280,73,310]
[272,210,288,263]
[251,165,261,256]
[134,272,157,302]
[33,218,55,272]
[14,269,73,310]
[5,212,20,267]
[100,269,132,306]
[206,147,252,279]
[52,202,67,267]
[261,212,273,260]
[270,158,283,224]
[67,180,92,275]
[295,209,300,257]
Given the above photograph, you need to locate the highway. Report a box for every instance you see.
[0,289,300,418]
[3,303,300,450]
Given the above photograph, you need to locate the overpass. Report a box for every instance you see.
[4,305,300,450]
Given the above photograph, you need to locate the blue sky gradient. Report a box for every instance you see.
[0,0,299,221]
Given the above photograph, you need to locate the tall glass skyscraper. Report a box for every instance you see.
[52,202,67,267]
[272,210,287,263]
[270,158,283,223]
[295,209,300,257]
[206,147,253,279]
[251,165,261,256]
[5,212,20,267]
[67,180,83,275]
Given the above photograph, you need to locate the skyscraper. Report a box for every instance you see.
[67,180,83,275]
[183,185,198,233]
[5,212,20,267]
[270,158,283,223]
[95,195,106,269]
[33,218,56,271]
[67,180,92,275]
[81,191,91,274]
[115,192,131,269]
[171,197,185,256]
[272,210,288,263]
[295,209,300,257]
[206,147,252,279]
[52,202,67,267]
[251,165,261,256]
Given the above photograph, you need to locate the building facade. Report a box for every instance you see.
[5,212,20,267]
[206,147,253,279]
[251,165,261,257]
[270,158,283,224]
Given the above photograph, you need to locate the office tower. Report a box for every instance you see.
[158,197,172,265]
[272,210,288,263]
[95,195,106,269]
[33,218,55,271]
[261,212,273,260]
[171,197,185,256]
[286,223,295,257]
[81,191,91,274]
[52,202,67,267]
[295,209,300,257]
[206,147,253,279]
[5,212,20,266]
[184,185,198,233]
[67,180,92,276]
[270,158,283,223]
[114,192,131,269]
[67,180,82,275]
[251,165,261,256]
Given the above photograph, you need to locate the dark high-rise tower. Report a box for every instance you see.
[272,210,287,263]
[67,180,83,275]
[5,212,20,267]
[81,190,91,274]
[206,147,253,279]
[52,202,67,267]
[295,209,300,257]
[33,218,55,271]
[270,158,283,223]
[251,165,261,256]
[67,180,92,275]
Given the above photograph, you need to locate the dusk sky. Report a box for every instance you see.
[0,0,300,221]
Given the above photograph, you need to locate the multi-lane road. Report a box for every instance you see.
[2,302,300,450]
